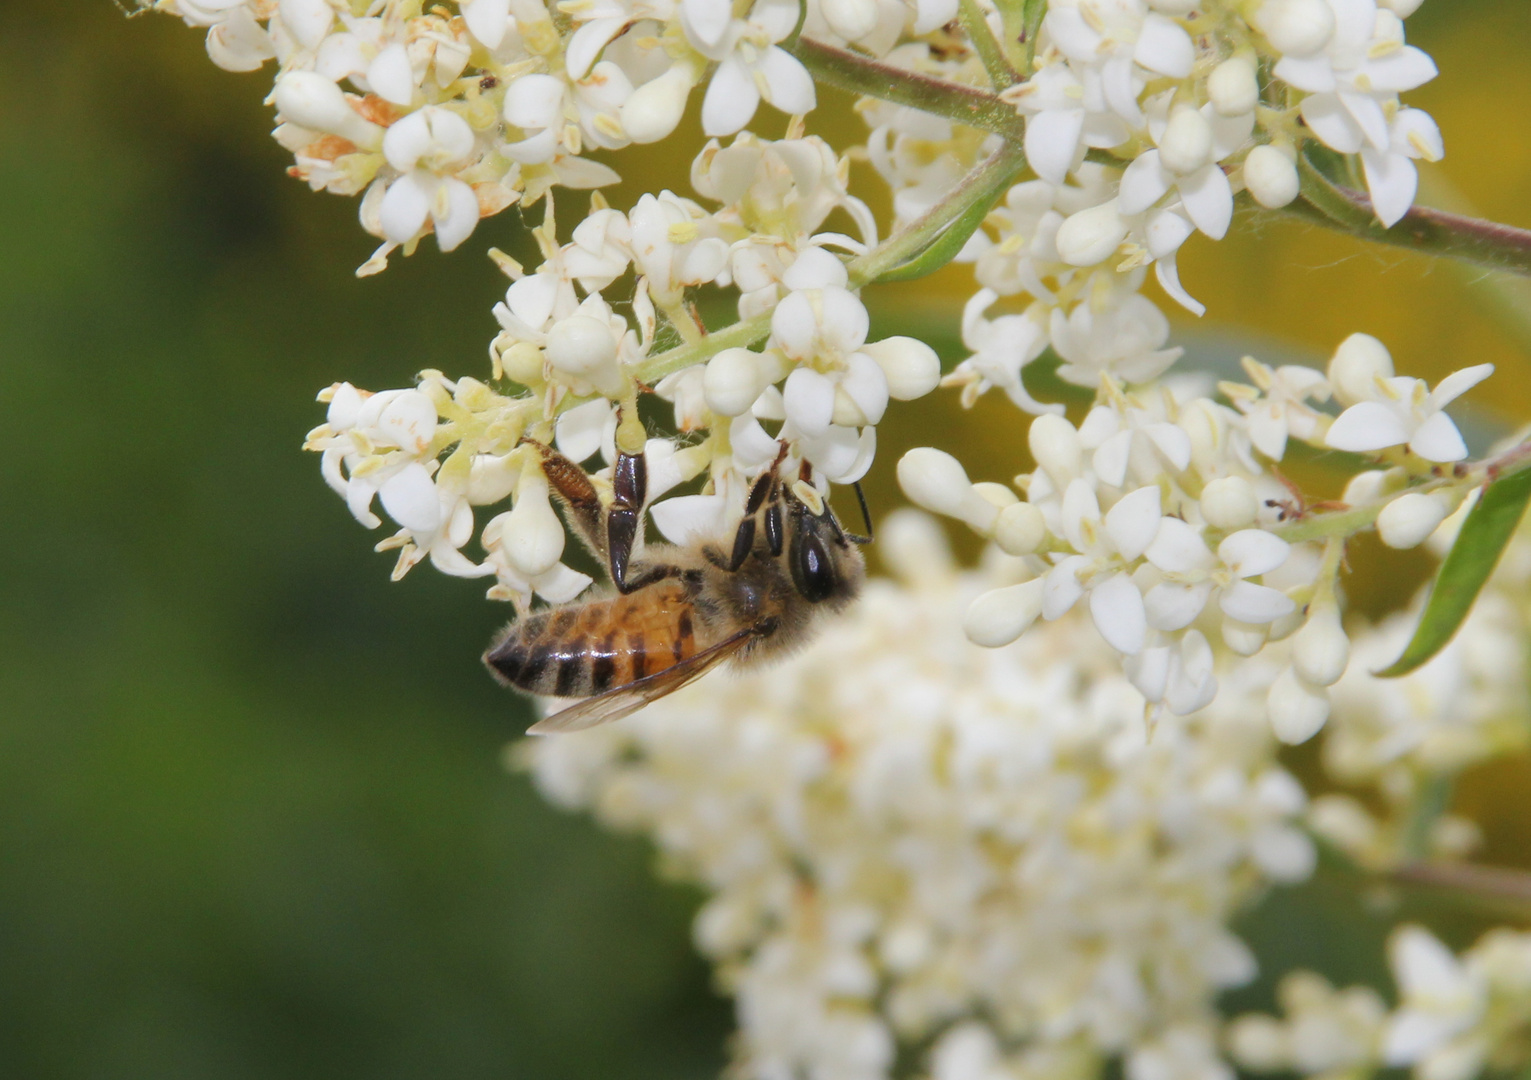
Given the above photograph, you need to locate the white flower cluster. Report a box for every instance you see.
[861,0,1442,404]
[900,332,1492,741]
[148,0,831,272]
[303,136,941,607]
[525,513,1317,1080]
[1230,925,1531,1080]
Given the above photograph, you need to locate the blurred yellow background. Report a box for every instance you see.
[0,1,1527,1077]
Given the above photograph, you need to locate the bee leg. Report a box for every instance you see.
[608,450,648,593]
[728,469,777,571]
[763,501,784,557]
[521,438,609,561]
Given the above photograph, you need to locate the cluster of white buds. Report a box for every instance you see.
[900,332,1495,742]
[1231,925,1531,1080]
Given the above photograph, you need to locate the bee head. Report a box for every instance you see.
[785,494,863,606]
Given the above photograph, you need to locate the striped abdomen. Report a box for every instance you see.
[484,581,700,699]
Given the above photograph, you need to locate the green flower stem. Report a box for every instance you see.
[630,311,773,385]
[847,138,1029,285]
[958,0,1019,89]
[787,37,1025,140]
[1290,155,1531,278]
[1272,435,1531,544]
[630,138,1029,385]
[1390,858,1531,919]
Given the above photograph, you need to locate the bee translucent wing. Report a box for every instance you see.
[525,628,757,735]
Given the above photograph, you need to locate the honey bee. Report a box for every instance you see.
[483,439,868,734]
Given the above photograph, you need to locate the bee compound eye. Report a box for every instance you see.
[794,530,838,603]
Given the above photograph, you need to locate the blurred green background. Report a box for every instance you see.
[2,2,1529,1077]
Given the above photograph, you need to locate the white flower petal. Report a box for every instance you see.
[432,178,480,252]
[1361,148,1418,228]
[1025,109,1086,186]
[1104,485,1162,560]
[702,55,760,136]
[1326,401,1412,452]
[1178,163,1233,240]
[532,562,594,604]
[683,0,732,49]
[1089,573,1147,655]
[368,43,415,106]
[784,367,836,438]
[1300,93,1364,154]
[1219,580,1296,624]
[1145,517,1213,573]
[1218,529,1290,577]
[1134,14,1194,78]
[759,46,816,116]
[555,398,615,463]
[1118,150,1173,215]
[1145,582,1211,631]
[650,493,727,545]
[1043,557,1087,620]
[1408,410,1468,463]
[379,174,431,244]
[1429,364,1493,409]
[379,463,441,534]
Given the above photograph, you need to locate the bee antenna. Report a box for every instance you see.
[845,482,874,545]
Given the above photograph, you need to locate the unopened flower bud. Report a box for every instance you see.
[501,341,544,386]
[994,502,1047,555]
[703,348,764,416]
[1377,491,1452,549]
[861,337,940,400]
[1327,333,1394,406]
[897,448,998,532]
[1159,106,1213,174]
[964,580,1046,647]
[1342,468,1402,505]
[1243,146,1300,208]
[898,448,971,515]
[1222,617,1269,656]
[621,64,694,145]
[1208,57,1258,116]
[1029,414,1082,484]
[1201,476,1258,530]
[545,315,625,398]
[1056,202,1128,267]
[1258,0,1335,57]
[821,0,880,40]
[501,468,564,577]
[1268,668,1330,744]
[1292,602,1349,685]
[274,72,382,149]
[972,482,1018,510]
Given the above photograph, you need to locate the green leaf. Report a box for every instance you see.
[1377,468,1531,677]
[873,188,1003,284]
